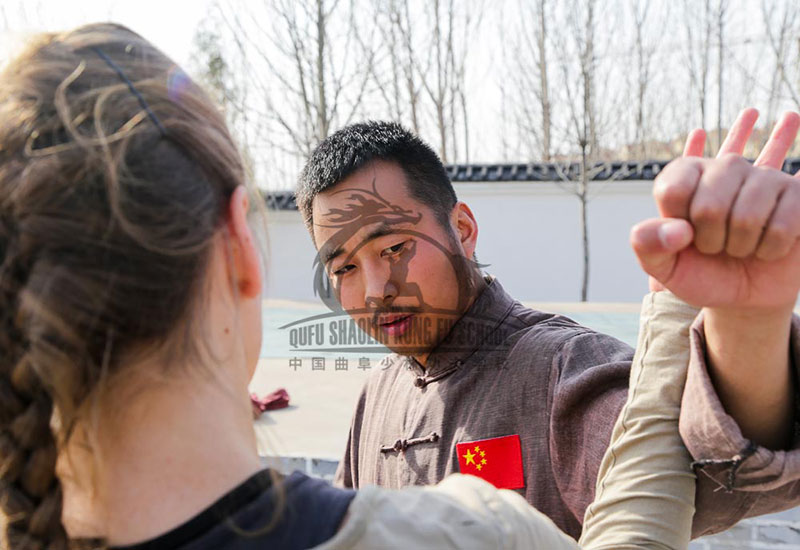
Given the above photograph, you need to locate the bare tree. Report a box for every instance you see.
[763,0,800,112]
[192,22,260,178]
[503,0,631,300]
[715,0,728,151]
[537,1,552,161]
[503,0,552,161]
[682,0,714,151]
[548,0,630,301]
[415,0,479,163]
[200,0,377,186]
[427,0,451,162]
[193,26,239,125]
[680,0,728,154]
[558,0,600,302]
[370,0,423,133]
[373,0,482,163]
[370,0,402,123]
[628,0,667,159]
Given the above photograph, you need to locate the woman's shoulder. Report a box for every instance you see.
[112,469,355,550]
[314,474,579,550]
[232,470,356,550]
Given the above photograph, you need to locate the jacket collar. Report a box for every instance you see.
[401,276,516,380]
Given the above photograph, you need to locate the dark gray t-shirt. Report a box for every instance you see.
[112,470,354,550]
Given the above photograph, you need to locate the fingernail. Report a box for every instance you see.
[658,220,686,249]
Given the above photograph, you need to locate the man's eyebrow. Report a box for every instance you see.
[363,222,397,244]
[321,245,345,266]
[321,222,402,266]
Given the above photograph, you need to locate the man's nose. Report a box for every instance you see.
[363,261,396,308]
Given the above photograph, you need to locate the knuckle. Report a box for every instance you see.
[663,156,692,173]
[729,214,762,233]
[696,240,723,254]
[756,245,782,262]
[719,152,746,170]
[658,158,699,183]
[690,201,725,224]
[751,167,783,191]
[765,221,792,243]
[654,178,692,207]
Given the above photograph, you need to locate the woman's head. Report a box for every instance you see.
[0,23,262,549]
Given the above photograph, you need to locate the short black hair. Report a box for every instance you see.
[296,121,457,233]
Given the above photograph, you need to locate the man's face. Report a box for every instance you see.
[311,161,468,361]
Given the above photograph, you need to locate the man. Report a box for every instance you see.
[295,111,800,539]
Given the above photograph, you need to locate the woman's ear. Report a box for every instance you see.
[226,186,262,298]
[450,201,479,258]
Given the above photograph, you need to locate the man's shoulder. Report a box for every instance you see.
[503,300,595,346]
[501,301,634,368]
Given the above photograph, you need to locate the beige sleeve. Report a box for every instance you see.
[579,291,699,550]
[314,475,580,550]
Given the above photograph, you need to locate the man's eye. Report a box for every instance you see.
[383,242,406,255]
[332,265,355,277]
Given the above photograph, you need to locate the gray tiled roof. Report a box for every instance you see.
[266,159,800,210]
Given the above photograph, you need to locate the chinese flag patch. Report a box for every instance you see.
[456,434,524,489]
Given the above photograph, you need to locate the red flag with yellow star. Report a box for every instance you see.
[456,434,524,489]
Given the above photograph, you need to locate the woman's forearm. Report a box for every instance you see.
[580,292,698,550]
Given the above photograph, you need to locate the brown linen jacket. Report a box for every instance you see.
[334,277,800,540]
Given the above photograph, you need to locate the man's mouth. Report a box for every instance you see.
[377,313,415,337]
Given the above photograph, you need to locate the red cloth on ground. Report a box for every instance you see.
[251,388,290,418]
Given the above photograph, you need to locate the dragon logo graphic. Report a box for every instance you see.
[312,177,480,318]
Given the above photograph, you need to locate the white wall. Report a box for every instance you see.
[263,180,658,303]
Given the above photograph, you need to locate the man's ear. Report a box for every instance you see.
[226,186,262,298]
[450,201,479,258]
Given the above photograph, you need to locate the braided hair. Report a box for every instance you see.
[0,23,252,549]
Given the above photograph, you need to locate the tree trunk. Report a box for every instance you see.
[580,145,590,302]
[447,0,458,161]
[635,30,644,157]
[700,0,711,145]
[433,0,448,162]
[632,0,651,159]
[316,0,328,142]
[538,0,551,161]
[585,0,597,157]
[402,2,420,133]
[388,1,402,121]
[460,87,470,163]
[796,36,800,109]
